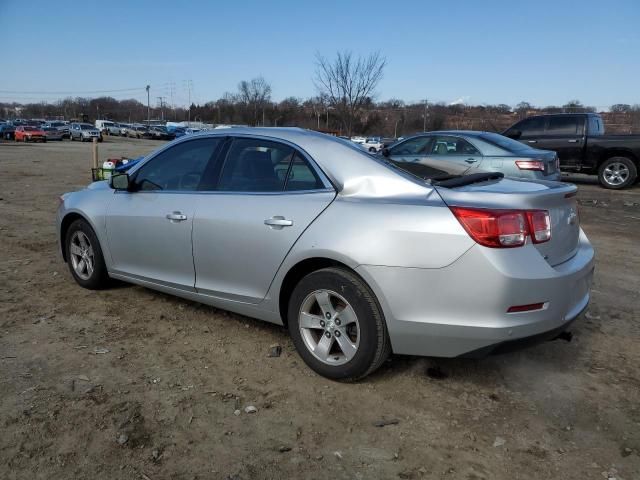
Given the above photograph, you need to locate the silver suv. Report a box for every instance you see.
[70,123,102,142]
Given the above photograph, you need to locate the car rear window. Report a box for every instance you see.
[479,132,530,152]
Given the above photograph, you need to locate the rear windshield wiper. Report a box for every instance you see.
[430,171,504,188]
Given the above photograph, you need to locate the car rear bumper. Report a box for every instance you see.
[356,229,595,357]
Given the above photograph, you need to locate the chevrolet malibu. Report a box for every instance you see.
[57,128,594,380]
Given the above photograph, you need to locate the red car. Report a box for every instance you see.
[14,126,46,143]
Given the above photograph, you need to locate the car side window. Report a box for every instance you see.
[546,116,579,135]
[135,138,221,192]
[429,136,480,155]
[389,136,432,156]
[218,138,294,192]
[515,117,545,137]
[285,154,324,191]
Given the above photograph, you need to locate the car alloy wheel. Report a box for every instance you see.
[598,156,637,189]
[298,289,361,366]
[288,267,391,380]
[602,162,630,186]
[69,231,95,280]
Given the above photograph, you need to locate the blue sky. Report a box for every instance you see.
[0,0,638,109]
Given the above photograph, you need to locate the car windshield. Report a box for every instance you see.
[479,132,530,152]
[80,124,94,130]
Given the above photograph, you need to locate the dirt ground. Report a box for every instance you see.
[0,136,639,480]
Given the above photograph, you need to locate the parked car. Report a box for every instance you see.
[44,121,70,139]
[57,128,594,380]
[504,113,640,189]
[96,120,121,136]
[0,122,16,140]
[69,123,102,142]
[15,125,46,142]
[145,125,176,140]
[42,127,64,141]
[123,125,148,138]
[382,131,560,182]
[361,137,384,153]
[350,136,366,144]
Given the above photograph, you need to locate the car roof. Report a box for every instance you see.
[401,130,492,138]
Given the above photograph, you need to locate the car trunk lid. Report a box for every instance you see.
[435,177,580,266]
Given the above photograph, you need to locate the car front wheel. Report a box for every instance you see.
[65,219,110,289]
[598,157,637,189]
[287,267,391,381]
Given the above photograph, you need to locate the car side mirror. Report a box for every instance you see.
[381,148,391,157]
[110,173,132,191]
[505,129,521,139]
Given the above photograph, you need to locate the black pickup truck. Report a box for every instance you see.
[504,113,640,189]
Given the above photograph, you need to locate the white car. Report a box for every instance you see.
[361,137,384,153]
[350,136,366,144]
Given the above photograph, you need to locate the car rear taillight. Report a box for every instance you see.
[450,207,551,248]
[515,160,545,171]
[527,210,551,243]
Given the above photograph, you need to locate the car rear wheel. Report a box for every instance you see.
[598,156,637,189]
[287,267,391,381]
[65,219,110,290]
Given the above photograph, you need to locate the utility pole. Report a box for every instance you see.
[146,85,150,126]
[157,97,166,120]
[423,99,428,132]
[184,80,193,124]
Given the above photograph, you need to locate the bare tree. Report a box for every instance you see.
[314,51,386,136]
[237,77,272,126]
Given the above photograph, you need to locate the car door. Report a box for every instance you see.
[425,135,483,172]
[532,116,585,169]
[192,137,335,303]
[506,116,546,147]
[105,137,223,290]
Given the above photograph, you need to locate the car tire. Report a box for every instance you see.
[64,219,110,290]
[369,147,376,153]
[287,267,391,381]
[598,156,637,189]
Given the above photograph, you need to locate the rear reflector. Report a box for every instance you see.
[515,160,545,171]
[507,303,545,313]
[450,207,551,248]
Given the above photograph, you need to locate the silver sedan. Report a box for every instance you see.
[57,128,594,380]
[383,131,561,181]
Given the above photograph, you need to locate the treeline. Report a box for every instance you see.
[3,96,640,136]
[3,51,640,135]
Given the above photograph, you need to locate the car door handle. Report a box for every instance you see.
[527,140,537,144]
[465,158,477,164]
[567,139,579,143]
[166,211,187,222]
[264,216,293,229]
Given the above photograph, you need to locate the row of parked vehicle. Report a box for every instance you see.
[0,118,199,143]
[95,120,210,140]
